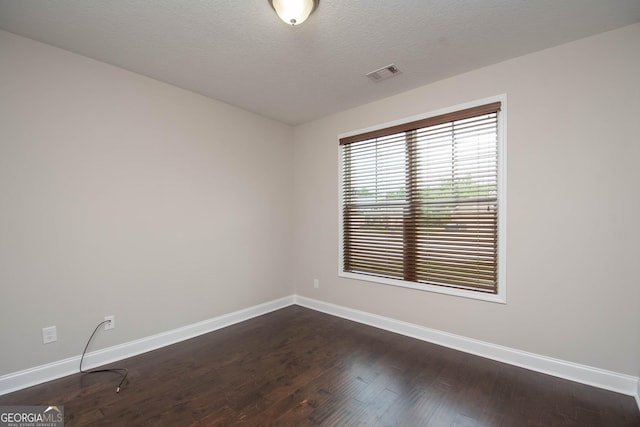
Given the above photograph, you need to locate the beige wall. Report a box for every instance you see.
[292,24,640,376]
[0,30,293,375]
[1,23,639,381]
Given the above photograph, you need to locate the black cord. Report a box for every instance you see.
[80,320,128,393]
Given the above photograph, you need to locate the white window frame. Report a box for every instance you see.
[338,95,507,304]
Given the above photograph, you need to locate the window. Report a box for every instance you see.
[339,97,506,302]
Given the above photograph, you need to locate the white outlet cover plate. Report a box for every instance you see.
[42,326,57,344]
[104,316,115,330]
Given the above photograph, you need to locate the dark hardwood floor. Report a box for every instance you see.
[1,306,638,426]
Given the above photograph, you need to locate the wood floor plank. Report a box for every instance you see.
[0,306,638,426]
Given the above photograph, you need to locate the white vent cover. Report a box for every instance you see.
[366,64,401,82]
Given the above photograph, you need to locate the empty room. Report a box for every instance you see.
[0,1,639,425]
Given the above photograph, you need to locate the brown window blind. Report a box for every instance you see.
[340,102,501,294]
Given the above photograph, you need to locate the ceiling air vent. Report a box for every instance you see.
[366,64,401,82]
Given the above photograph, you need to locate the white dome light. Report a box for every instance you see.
[269,0,319,26]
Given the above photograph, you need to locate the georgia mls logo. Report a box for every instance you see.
[0,405,64,427]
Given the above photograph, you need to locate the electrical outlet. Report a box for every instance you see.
[42,326,57,344]
[104,315,115,330]
[313,278,319,289]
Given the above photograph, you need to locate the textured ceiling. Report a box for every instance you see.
[1,1,639,125]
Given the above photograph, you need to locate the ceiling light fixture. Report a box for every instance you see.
[268,0,319,26]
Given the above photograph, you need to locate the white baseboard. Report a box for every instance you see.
[294,295,639,398]
[0,296,295,396]
[2,294,639,405]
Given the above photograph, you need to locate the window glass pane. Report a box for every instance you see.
[342,134,406,278]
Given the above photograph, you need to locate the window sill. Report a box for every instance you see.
[338,271,506,304]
